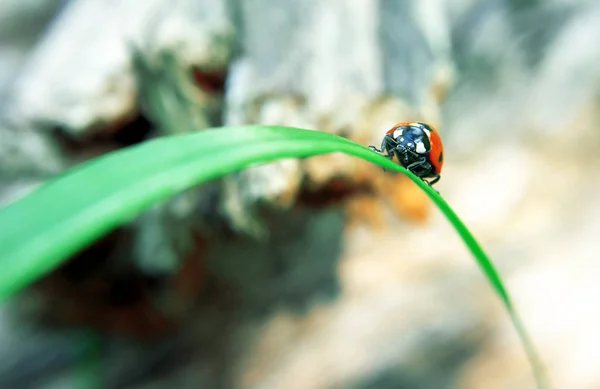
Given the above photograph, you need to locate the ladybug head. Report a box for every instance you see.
[389,124,434,176]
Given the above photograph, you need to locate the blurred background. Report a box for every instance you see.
[1,0,600,388]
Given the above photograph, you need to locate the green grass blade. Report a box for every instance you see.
[0,125,547,387]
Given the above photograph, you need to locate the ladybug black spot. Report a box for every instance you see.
[438,152,443,163]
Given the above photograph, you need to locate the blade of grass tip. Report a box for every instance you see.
[365,151,550,389]
[427,189,549,388]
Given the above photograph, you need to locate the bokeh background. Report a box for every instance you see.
[1,0,600,388]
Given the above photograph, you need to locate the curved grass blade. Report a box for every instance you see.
[0,125,547,387]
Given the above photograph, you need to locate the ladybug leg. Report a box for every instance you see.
[368,145,393,159]
[370,137,397,172]
[369,145,395,161]
[370,136,396,157]
[381,137,399,160]
[406,157,428,173]
[406,158,440,190]
[426,174,441,186]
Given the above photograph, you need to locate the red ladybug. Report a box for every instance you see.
[369,121,444,186]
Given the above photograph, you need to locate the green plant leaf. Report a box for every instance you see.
[0,125,547,388]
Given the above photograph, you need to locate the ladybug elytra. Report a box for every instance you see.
[369,121,444,186]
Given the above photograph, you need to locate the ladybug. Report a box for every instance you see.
[369,121,444,186]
